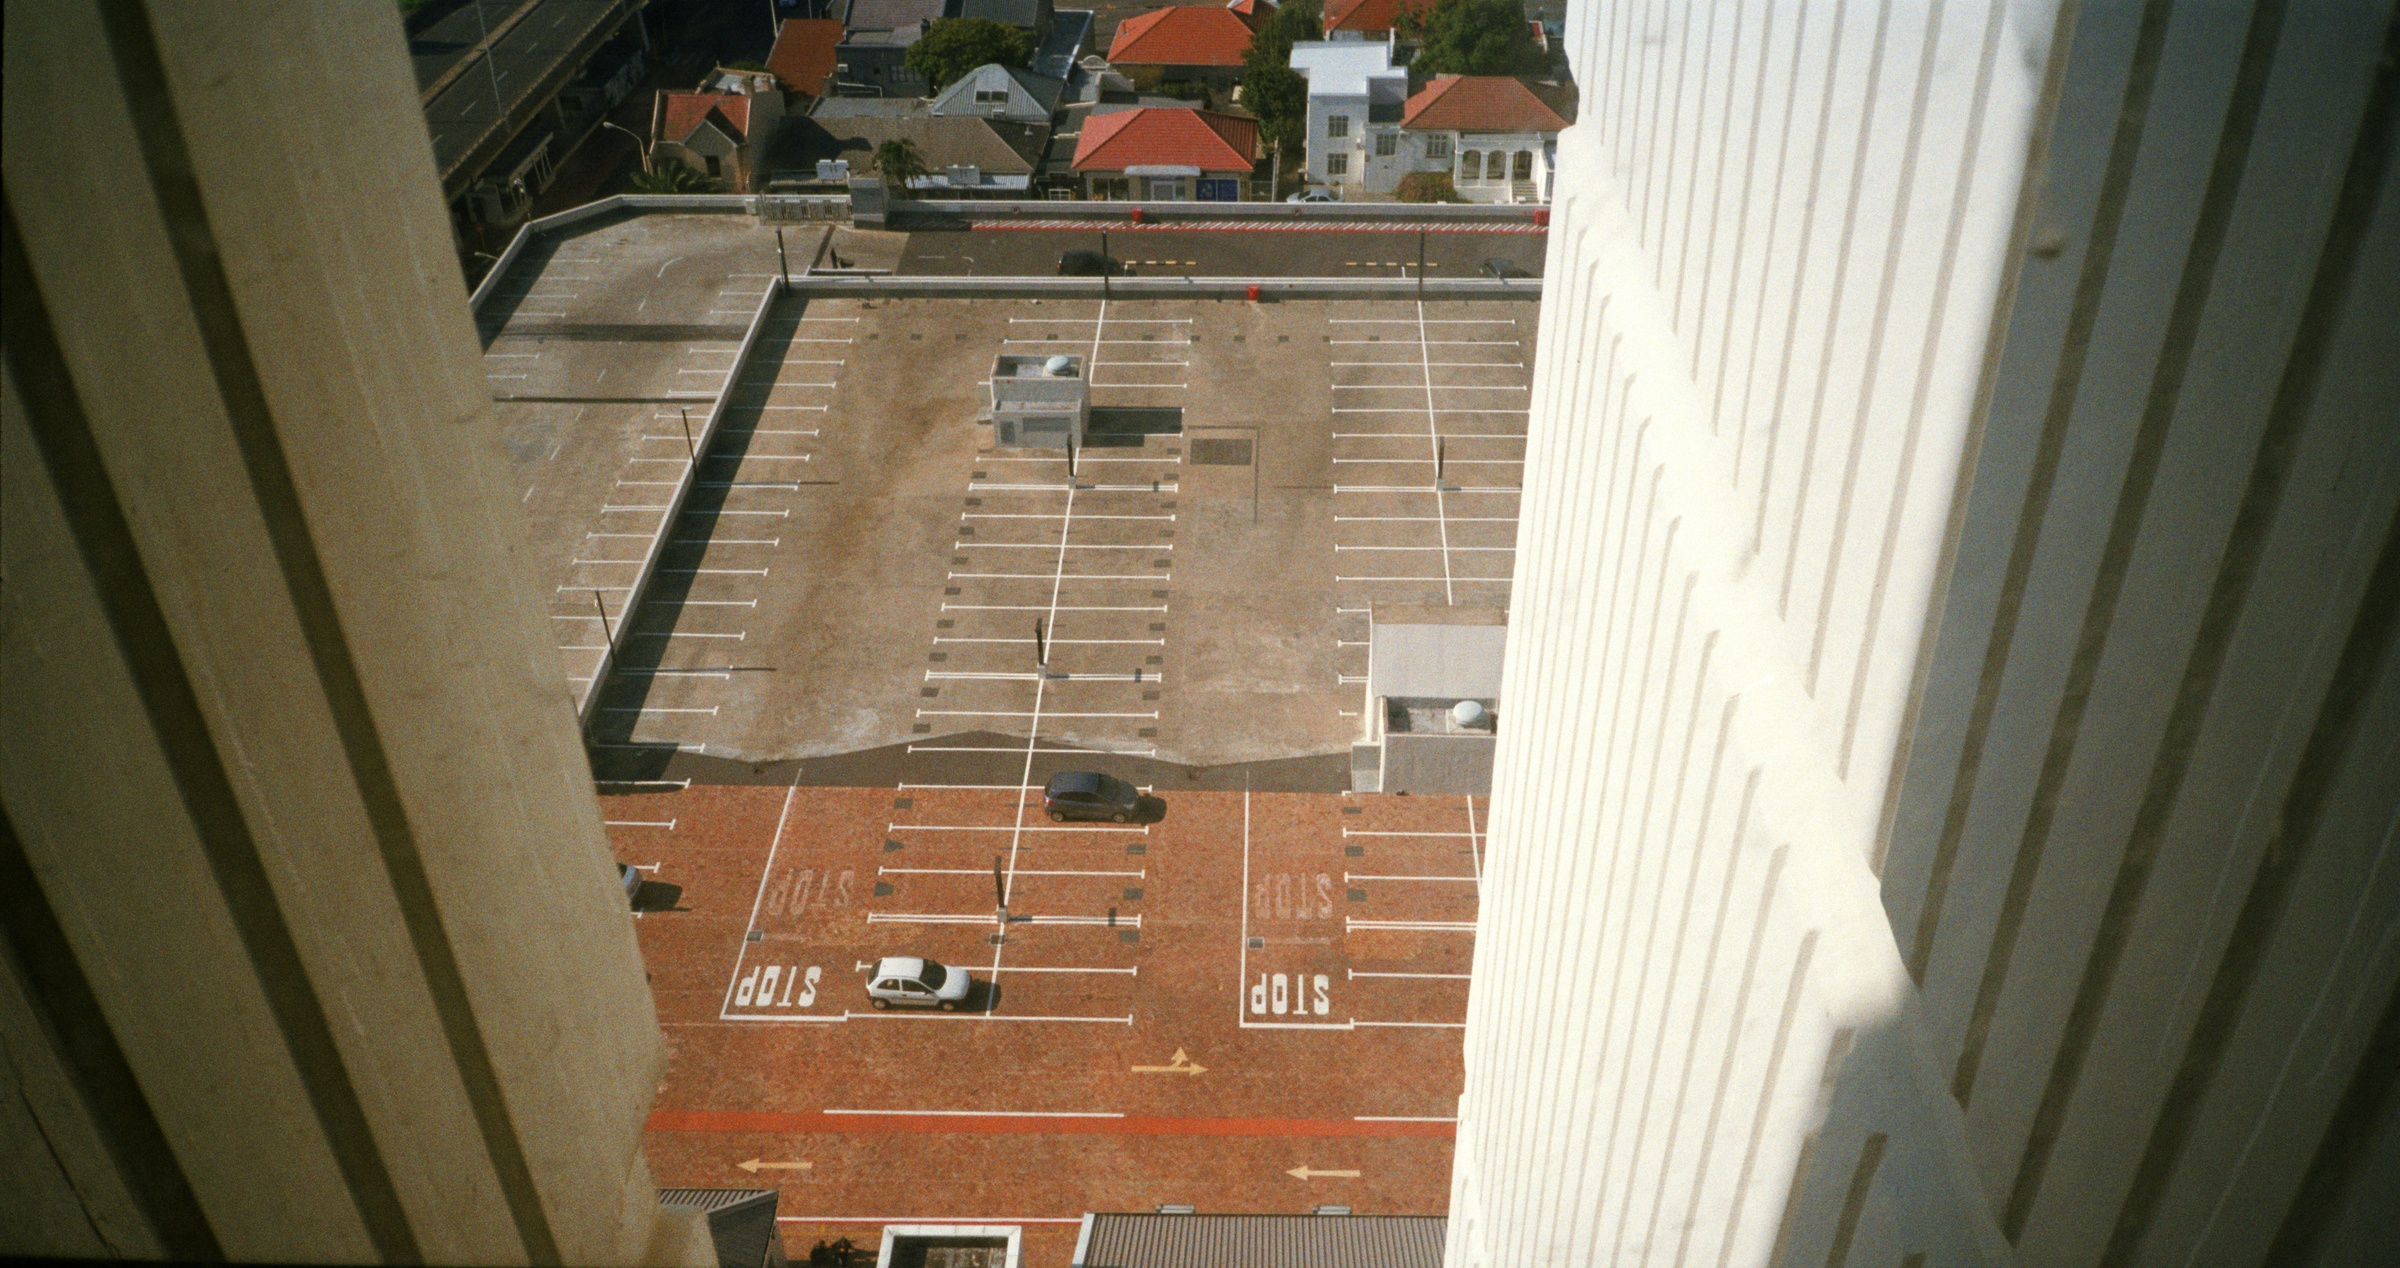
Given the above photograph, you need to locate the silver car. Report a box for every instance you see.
[865,956,973,1010]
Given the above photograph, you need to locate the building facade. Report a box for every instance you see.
[1446,0,2400,1264]
[1289,40,1409,193]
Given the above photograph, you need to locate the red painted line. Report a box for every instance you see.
[966,221,1545,234]
[649,1109,1455,1139]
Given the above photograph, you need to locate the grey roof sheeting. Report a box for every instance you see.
[1076,1214,1445,1267]
[657,1189,780,1268]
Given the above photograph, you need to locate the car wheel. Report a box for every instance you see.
[871,998,890,1010]
[1049,811,1066,822]
[940,1000,958,1012]
[1113,811,1129,823]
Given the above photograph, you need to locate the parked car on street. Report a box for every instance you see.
[1285,188,1339,203]
[865,956,973,1010]
[1043,770,1145,822]
[1481,258,1533,279]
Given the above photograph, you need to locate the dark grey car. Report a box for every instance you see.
[1043,771,1143,822]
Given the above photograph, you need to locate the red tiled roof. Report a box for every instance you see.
[1326,0,1417,34]
[656,91,753,144]
[1106,6,1259,67]
[768,19,843,97]
[1401,75,1568,133]
[1073,107,1258,172]
[1225,0,1277,30]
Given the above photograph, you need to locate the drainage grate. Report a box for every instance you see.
[1189,437,1253,466]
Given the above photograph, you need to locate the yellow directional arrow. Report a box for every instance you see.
[736,1159,813,1173]
[1130,1048,1207,1076]
[1286,1166,1361,1180]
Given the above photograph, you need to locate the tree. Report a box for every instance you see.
[630,162,715,194]
[1396,170,1461,202]
[903,18,1036,92]
[872,138,930,190]
[1396,0,1545,76]
[1242,0,1323,156]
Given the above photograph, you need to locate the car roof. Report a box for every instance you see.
[1046,770,1102,793]
[875,956,927,977]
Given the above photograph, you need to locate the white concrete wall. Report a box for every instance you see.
[1448,0,2400,1264]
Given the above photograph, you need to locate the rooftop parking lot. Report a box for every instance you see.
[475,212,1540,1261]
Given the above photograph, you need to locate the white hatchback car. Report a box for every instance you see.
[865,956,973,1010]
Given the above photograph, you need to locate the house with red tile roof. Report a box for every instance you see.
[650,74,784,191]
[1397,74,1567,202]
[1324,0,1417,40]
[1070,106,1258,200]
[1105,3,1267,90]
[766,18,843,99]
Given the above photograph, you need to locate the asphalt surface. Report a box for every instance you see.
[897,225,1547,279]
[420,0,628,186]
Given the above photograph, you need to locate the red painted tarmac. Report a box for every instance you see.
[612,782,1481,1265]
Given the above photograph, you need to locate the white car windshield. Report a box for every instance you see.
[918,962,948,990]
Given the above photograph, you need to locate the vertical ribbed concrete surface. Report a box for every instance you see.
[1446,0,2400,1264]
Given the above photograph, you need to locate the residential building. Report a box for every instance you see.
[1287,40,1407,194]
[650,75,785,190]
[1070,106,1256,200]
[957,0,1053,31]
[1322,0,1407,42]
[807,113,1049,195]
[1446,0,2400,1264]
[929,62,1069,124]
[1103,2,1267,92]
[766,17,845,100]
[1399,74,1563,203]
[833,0,949,97]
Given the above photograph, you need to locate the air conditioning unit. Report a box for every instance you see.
[946,164,981,187]
[817,159,850,181]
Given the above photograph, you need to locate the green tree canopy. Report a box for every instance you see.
[1241,0,1323,152]
[631,162,714,194]
[872,138,930,188]
[1396,0,1545,77]
[903,17,1036,92]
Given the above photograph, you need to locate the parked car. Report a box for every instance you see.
[1481,258,1533,279]
[865,956,973,1010]
[1285,188,1340,203]
[616,862,643,906]
[1057,249,1126,276]
[1043,770,1144,822]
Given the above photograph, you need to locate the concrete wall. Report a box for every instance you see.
[1447,0,2399,1263]
[1,2,714,1263]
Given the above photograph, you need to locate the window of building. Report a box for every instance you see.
[1326,153,1348,176]
[1327,114,1350,138]
[1514,149,1534,179]
[1426,134,1452,160]
[1375,131,1397,157]
[704,154,721,177]
[975,88,1008,104]
[1486,151,1506,180]
[1458,149,1481,180]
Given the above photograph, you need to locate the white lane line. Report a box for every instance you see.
[964,512,1175,521]
[1335,545,1516,553]
[889,822,1150,835]
[946,573,1173,582]
[1344,873,1480,882]
[953,542,1172,550]
[1345,919,1478,932]
[1334,407,1533,415]
[872,912,1141,927]
[880,866,1145,878]
[916,710,1158,720]
[1352,1020,1470,1029]
[823,1108,1124,1118]
[1466,795,1483,891]
[906,744,1157,757]
[1329,317,1517,324]
[1347,970,1471,980]
[840,1012,1132,1025]
[1336,515,1520,523]
[719,778,804,1020]
[935,636,1164,645]
[606,819,678,829]
[1333,485,1521,495]
[1343,828,1478,837]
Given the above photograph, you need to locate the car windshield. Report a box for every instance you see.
[1099,775,1135,802]
[918,962,948,989]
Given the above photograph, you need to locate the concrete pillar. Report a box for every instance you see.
[1,2,713,1263]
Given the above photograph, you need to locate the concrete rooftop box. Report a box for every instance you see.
[989,352,1090,449]
[1356,606,1506,795]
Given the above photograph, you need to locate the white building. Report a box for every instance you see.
[1287,40,1409,195]
[1397,75,1565,203]
[1447,0,2400,1264]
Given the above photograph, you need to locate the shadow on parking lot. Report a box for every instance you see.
[1085,406,1183,448]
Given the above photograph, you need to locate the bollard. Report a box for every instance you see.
[1533,207,1551,228]
[1130,207,1145,224]
[1246,283,1261,302]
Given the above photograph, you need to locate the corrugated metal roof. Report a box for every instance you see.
[1077,1214,1445,1267]
[657,1190,780,1268]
